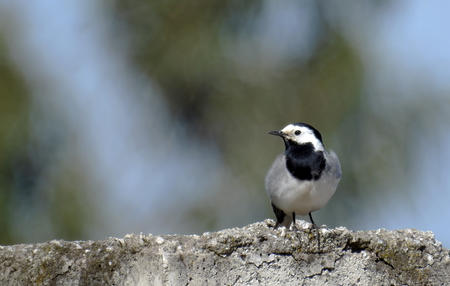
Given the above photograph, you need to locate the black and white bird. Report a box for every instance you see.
[265,122,341,229]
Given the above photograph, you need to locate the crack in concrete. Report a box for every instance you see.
[304,266,335,280]
[375,256,395,269]
[231,275,240,285]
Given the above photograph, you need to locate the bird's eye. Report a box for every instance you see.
[295,130,301,136]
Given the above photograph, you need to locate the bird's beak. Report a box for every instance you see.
[268,130,284,137]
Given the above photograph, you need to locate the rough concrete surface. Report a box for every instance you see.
[0,220,449,285]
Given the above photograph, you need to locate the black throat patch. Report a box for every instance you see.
[285,142,326,181]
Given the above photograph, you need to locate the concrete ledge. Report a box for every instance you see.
[1,220,449,285]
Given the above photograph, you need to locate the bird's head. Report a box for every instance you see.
[268,122,324,151]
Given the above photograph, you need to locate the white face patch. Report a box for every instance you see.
[280,124,324,151]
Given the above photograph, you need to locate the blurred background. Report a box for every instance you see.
[1,0,450,246]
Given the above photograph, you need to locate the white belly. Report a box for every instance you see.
[268,170,339,215]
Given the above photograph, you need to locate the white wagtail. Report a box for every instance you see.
[265,122,341,229]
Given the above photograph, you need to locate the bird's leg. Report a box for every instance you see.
[291,212,298,231]
[308,212,317,227]
[309,212,321,252]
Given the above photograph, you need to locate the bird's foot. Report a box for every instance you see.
[290,222,299,232]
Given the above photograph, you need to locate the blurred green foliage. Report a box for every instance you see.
[0,40,30,243]
[0,41,93,243]
[116,1,360,160]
